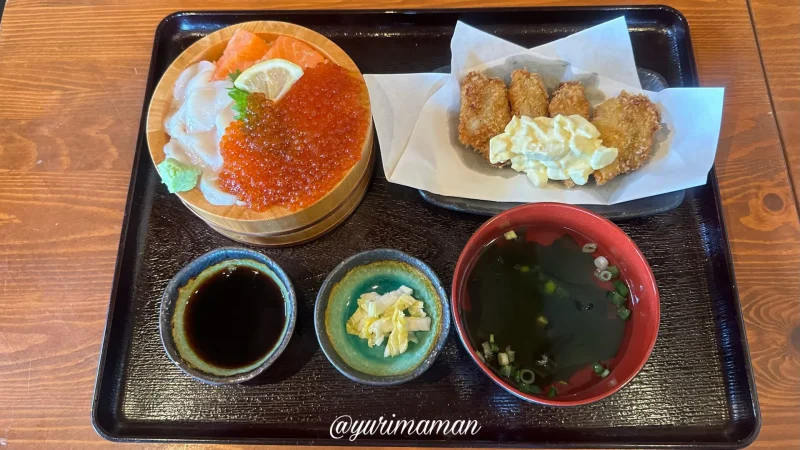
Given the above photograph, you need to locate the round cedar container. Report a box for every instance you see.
[146,21,373,246]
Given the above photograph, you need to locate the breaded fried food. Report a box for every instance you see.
[548,81,589,188]
[508,69,548,118]
[591,91,661,185]
[549,81,590,119]
[458,71,511,163]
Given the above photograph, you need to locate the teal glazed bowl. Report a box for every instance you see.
[314,249,450,385]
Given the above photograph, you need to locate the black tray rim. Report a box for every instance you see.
[91,6,761,447]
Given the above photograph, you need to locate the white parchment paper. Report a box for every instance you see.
[363,17,724,205]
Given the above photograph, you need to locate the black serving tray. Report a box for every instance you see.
[92,7,760,448]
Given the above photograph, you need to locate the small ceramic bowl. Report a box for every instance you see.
[452,203,660,406]
[315,249,450,385]
[160,247,297,385]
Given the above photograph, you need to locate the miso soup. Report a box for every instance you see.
[463,228,631,397]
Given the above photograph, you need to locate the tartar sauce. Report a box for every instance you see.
[489,114,618,187]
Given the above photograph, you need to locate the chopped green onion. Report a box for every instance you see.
[606,266,620,278]
[600,368,611,378]
[613,280,630,297]
[582,243,597,253]
[594,256,609,270]
[536,315,549,327]
[608,291,627,307]
[544,280,557,294]
[482,341,493,358]
[547,386,558,398]
[498,352,510,366]
[519,369,535,385]
[491,343,499,352]
[513,369,522,383]
[558,380,568,385]
[617,307,631,320]
[489,334,495,343]
[505,346,515,363]
[592,362,604,374]
[519,383,542,394]
[477,352,485,363]
[500,365,513,377]
[597,270,613,281]
[504,230,518,240]
[520,265,530,273]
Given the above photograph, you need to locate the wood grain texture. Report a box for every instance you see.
[0,1,797,450]
[749,0,800,214]
[146,21,374,245]
[205,149,374,246]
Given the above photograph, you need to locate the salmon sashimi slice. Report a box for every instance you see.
[212,30,271,81]
[261,36,326,70]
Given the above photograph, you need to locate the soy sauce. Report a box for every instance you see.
[184,265,286,369]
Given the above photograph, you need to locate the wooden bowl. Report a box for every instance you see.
[146,21,373,246]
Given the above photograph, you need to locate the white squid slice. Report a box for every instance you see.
[162,140,192,165]
[184,80,234,134]
[173,61,215,102]
[199,172,237,206]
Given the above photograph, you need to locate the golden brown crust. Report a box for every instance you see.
[548,81,590,119]
[591,91,661,185]
[508,69,548,118]
[458,71,512,163]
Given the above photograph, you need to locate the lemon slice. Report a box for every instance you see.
[233,59,303,100]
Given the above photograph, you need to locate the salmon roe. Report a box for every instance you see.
[218,62,370,211]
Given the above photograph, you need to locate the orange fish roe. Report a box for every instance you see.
[218,62,370,211]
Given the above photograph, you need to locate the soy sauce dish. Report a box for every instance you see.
[452,203,659,406]
[315,249,450,385]
[160,248,296,385]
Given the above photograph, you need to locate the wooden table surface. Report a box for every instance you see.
[750,0,800,211]
[0,0,798,449]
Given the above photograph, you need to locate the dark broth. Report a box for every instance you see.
[184,265,286,369]
[464,229,626,394]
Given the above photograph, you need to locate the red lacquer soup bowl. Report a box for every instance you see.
[451,203,659,406]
